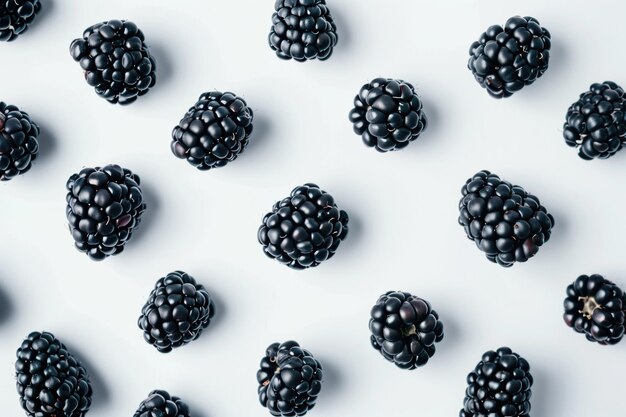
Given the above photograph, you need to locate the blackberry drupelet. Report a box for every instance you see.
[349,78,427,152]
[69,20,156,105]
[171,91,254,170]
[563,81,626,160]
[369,291,444,370]
[65,164,146,261]
[257,341,323,416]
[15,331,92,417]
[138,271,216,353]
[458,170,554,267]
[468,16,551,98]
[460,347,533,417]
[134,390,190,417]
[0,0,42,41]
[0,101,39,181]
[258,183,349,270]
[269,0,338,62]
[563,274,626,345]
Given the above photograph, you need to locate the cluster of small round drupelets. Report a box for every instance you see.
[3,1,625,417]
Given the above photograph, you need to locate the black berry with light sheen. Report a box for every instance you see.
[468,16,551,98]
[138,271,216,353]
[460,347,533,417]
[257,341,323,416]
[563,81,626,160]
[15,331,92,417]
[258,183,349,270]
[69,20,156,105]
[134,390,190,417]
[171,91,254,170]
[349,77,427,152]
[0,101,39,181]
[369,291,444,370]
[0,0,41,41]
[65,164,146,261]
[563,274,626,345]
[458,170,554,267]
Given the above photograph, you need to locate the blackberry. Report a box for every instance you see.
[268,0,337,62]
[458,170,554,267]
[369,291,444,370]
[258,183,349,270]
[15,331,92,417]
[563,274,626,345]
[0,0,41,41]
[171,91,254,171]
[563,81,626,160]
[65,164,146,261]
[349,78,427,152]
[460,347,533,417]
[468,16,551,98]
[138,271,216,353]
[134,390,190,417]
[69,20,156,105]
[0,101,39,181]
[257,341,322,416]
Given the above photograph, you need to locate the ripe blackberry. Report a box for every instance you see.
[458,170,554,267]
[0,0,42,41]
[134,390,190,417]
[258,183,349,270]
[257,341,322,416]
[171,91,254,170]
[563,81,626,160]
[563,274,626,345]
[468,16,551,98]
[0,101,39,181]
[369,291,444,370]
[138,271,216,353]
[349,78,427,152]
[69,20,156,105]
[268,0,338,62]
[65,164,146,261]
[460,347,533,417]
[15,331,92,417]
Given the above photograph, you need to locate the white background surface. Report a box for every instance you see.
[1,0,626,416]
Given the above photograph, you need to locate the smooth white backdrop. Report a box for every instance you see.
[1,0,626,416]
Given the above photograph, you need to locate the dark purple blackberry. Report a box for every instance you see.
[468,16,551,98]
[69,20,156,105]
[563,81,626,160]
[15,331,92,417]
[563,274,626,345]
[369,291,444,370]
[268,0,338,62]
[65,164,146,261]
[0,101,39,181]
[258,183,349,270]
[458,170,554,267]
[134,390,190,417]
[171,91,254,170]
[460,347,533,417]
[138,271,216,353]
[349,78,427,152]
[0,0,42,41]
[257,341,323,416]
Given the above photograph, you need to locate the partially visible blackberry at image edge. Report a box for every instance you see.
[349,78,427,152]
[0,0,42,41]
[0,101,39,181]
[468,16,551,98]
[69,20,156,104]
[458,170,554,267]
[563,81,626,160]
[268,0,338,62]
[134,390,190,417]
[563,274,626,345]
[171,91,254,170]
